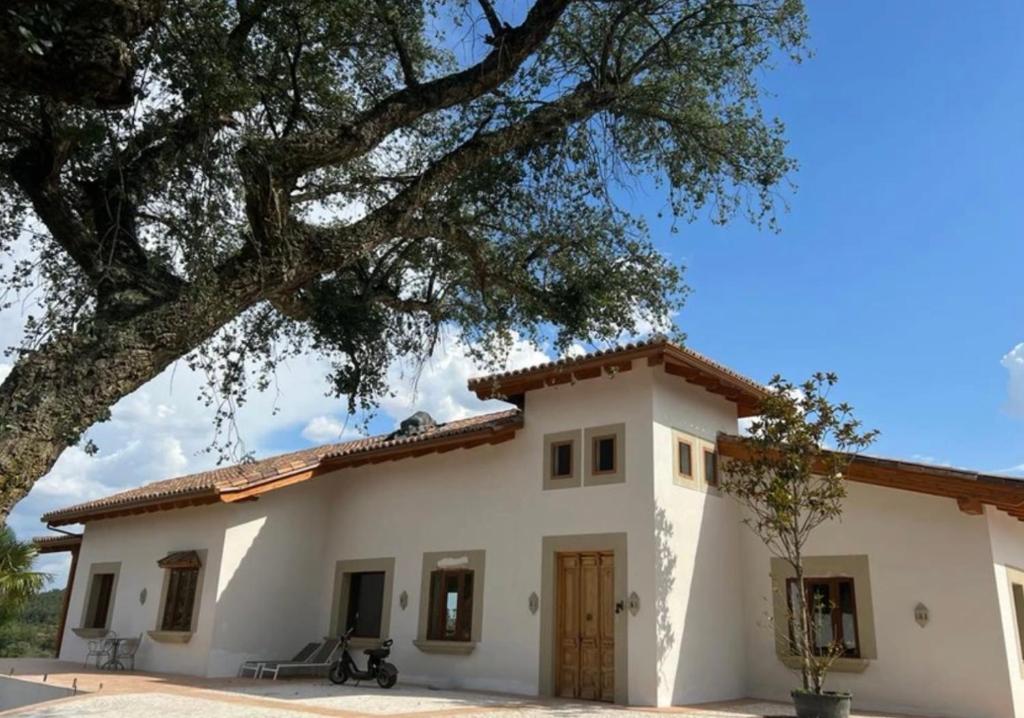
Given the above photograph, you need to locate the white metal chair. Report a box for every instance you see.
[84,632,116,668]
[118,634,143,671]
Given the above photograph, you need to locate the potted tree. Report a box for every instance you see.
[719,373,877,718]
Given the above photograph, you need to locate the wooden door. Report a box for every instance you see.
[556,551,614,702]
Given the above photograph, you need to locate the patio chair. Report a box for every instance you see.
[260,637,341,680]
[238,641,321,678]
[84,631,116,668]
[118,634,143,671]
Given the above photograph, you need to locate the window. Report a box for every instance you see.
[704,449,718,488]
[1012,581,1024,661]
[346,571,386,638]
[84,573,115,629]
[417,549,485,652]
[551,441,574,478]
[592,436,616,474]
[161,567,199,631]
[678,440,693,477]
[156,551,202,633]
[786,577,860,658]
[428,570,474,641]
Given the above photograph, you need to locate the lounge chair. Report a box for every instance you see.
[260,637,341,680]
[238,641,320,678]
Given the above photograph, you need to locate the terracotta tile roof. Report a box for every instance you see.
[42,409,522,525]
[470,337,764,392]
[32,533,83,553]
[717,434,1024,522]
[468,337,767,414]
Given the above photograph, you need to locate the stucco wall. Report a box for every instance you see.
[315,362,661,704]
[59,503,229,676]
[987,508,1024,717]
[206,480,332,676]
[740,480,1013,718]
[650,370,747,706]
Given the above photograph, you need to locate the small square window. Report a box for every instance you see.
[704,449,718,487]
[551,441,573,478]
[593,436,616,474]
[678,441,693,477]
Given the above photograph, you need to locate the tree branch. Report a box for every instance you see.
[259,0,573,178]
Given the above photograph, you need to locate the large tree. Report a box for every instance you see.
[0,0,807,521]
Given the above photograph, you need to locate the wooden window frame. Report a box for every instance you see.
[677,438,694,479]
[785,576,862,659]
[427,568,475,642]
[591,434,617,476]
[551,440,575,479]
[703,448,718,488]
[160,566,200,632]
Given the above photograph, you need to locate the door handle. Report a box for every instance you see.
[615,600,625,614]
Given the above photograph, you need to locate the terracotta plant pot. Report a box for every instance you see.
[791,689,852,718]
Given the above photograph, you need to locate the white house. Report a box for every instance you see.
[35,339,1024,718]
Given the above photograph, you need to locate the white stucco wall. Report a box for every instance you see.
[650,371,747,706]
[315,362,661,704]
[206,480,332,676]
[60,503,230,676]
[740,481,1014,718]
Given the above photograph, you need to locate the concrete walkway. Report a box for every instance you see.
[0,659,934,718]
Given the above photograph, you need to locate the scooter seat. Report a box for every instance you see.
[364,647,390,659]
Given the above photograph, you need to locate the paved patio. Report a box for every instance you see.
[0,659,936,718]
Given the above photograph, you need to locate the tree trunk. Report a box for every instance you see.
[0,279,262,523]
[792,545,812,692]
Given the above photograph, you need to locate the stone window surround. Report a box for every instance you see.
[769,555,877,673]
[147,549,207,644]
[329,557,396,649]
[583,423,626,487]
[414,549,486,655]
[72,561,121,639]
[542,430,582,490]
[671,428,719,495]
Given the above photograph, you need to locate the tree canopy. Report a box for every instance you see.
[0,0,808,519]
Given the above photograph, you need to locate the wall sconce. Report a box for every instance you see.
[914,602,929,627]
[628,591,640,616]
[528,592,539,615]
[399,590,408,611]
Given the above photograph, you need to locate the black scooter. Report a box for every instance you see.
[328,627,399,688]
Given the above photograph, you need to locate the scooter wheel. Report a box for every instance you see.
[376,665,398,689]
[328,662,349,685]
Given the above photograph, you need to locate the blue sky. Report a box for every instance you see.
[7,1,1024,583]
[637,0,1024,473]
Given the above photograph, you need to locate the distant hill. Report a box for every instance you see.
[0,589,63,657]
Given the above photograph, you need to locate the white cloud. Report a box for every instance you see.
[1003,343,1024,416]
[301,416,362,443]
[380,334,549,424]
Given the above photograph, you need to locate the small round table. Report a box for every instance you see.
[100,637,128,671]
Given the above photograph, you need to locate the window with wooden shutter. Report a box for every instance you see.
[427,569,474,641]
[786,576,861,658]
[157,551,202,632]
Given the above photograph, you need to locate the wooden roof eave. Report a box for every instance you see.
[44,490,222,527]
[716,434,1024,522]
